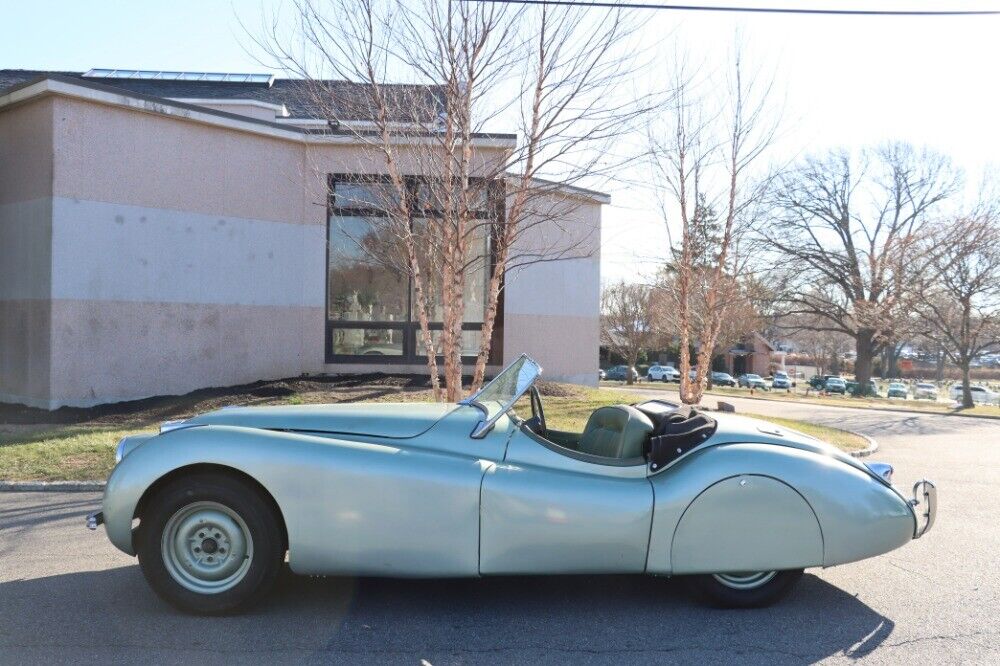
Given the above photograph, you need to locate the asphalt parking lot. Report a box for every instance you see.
[2,399,999,665]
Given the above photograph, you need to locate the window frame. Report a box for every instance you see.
[324,173,505,365]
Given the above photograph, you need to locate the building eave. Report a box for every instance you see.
[512,175,611,205]
[0,74,517,149]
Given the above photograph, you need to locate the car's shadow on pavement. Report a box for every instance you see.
[0,565,893,664]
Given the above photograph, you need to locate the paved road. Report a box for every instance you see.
[2,398,998,665]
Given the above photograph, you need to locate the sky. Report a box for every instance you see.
[4,1,999,283]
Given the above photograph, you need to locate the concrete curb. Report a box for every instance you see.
[0,480,105,492]
[848,432,879,458]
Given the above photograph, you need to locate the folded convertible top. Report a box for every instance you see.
[633,400,718,472]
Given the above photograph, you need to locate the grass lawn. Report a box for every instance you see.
[1,384,867,482]
[604,380,1000,418]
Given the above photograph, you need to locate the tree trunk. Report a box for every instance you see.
[854,329,875,397]
[627,351,638,386]
[935,345,945,382]
[961,361,973,409]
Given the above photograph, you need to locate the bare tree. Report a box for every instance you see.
[652,265,763,385]
[914,215,1000,408]
[768,143,960,395]
[254,0,642,401]
[784,314,853,376]
[601,282,656,385]
[649,47,777,404]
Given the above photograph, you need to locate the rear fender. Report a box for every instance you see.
[646,443,915,574]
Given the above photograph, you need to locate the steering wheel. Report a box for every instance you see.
[529,386,547,436]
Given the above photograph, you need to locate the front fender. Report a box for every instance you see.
[102,425,307,556]
[102,424,490,577]
[646,443,916,574]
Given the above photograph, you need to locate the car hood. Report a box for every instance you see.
[187,402,459,439]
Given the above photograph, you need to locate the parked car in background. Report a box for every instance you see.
[606,365,639,382]
[949,384,999,405]
[738,373,767,390]
[711,371,737,387]
[914,382,939,400]
[598,369,607,381]
[771,371,792,390]
[808,374,840,390]
[825,377,847,394]
[648,364,681,383]
[847,379,879,397]
[886,382,908,399]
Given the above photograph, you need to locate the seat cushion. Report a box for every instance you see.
[578,405,654,459]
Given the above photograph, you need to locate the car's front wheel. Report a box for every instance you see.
[685,569,803,608]
[136,472,285,614]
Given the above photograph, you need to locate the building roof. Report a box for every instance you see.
[0,68,443,122]
[0,70,606,203]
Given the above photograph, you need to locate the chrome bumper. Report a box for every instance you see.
[85,511,104,531]
[910,480,936,538]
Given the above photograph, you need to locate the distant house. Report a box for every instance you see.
[724,332,775,377]
[0,68,607,408]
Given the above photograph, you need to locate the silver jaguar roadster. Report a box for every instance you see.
[87,355,936,614]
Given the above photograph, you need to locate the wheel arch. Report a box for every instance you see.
[132,463,289,554]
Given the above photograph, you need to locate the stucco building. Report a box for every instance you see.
[0,69,605,409]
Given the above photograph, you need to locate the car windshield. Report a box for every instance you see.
[462,354,541,429]
[917,383,935,389]
[747,374,761,380]
[890,383,905,389]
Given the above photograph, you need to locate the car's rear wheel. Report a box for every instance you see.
[136,473,284,615]
[685,569,803,608]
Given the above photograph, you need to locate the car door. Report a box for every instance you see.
[479,427,654,575]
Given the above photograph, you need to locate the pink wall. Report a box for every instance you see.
[1,88,599,407]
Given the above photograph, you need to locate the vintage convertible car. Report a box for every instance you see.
[87,355,936,614]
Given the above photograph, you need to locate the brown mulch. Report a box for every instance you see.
[0,373,433,428]
[534,380,588,398]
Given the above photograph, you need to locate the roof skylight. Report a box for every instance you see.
[82,69,274,85]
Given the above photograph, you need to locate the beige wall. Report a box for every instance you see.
[0,97,54,406]
[503,192,602,385]
[0,97,54,206]
[48,300,322,404]
[1,90,600,407]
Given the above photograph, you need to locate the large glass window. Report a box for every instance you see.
[331,327,404,356]
[328,216,408,322]
[326,175,502,364]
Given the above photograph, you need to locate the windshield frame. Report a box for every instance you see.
[460,354,542,438]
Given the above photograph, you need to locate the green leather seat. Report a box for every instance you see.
[578,405,654,460]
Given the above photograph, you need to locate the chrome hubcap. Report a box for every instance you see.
[161,501,253,594]
[712,571,777,590]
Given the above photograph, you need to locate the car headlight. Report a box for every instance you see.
[115,437,130,464]
[115,434,156,463]
[865,461,894,484]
